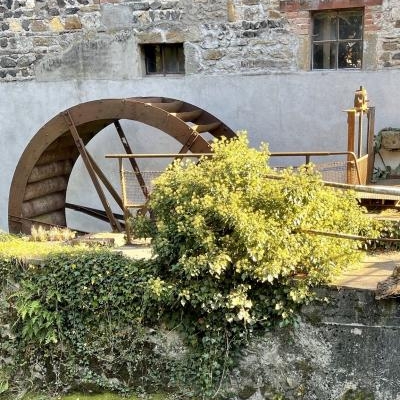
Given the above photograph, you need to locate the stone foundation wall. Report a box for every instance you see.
[228,287,400,400]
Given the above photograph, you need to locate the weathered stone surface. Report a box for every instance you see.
[0,0,398,81]
[64,15,81,30]
[0,56,16,67]
[227,288,400,400]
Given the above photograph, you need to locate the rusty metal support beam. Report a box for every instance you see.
[66,202,125,225]
[114,120,149,199]
[63,111,122,232]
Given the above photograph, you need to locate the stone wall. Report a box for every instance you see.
[3,0,400,82]
[228,286,400,400]
[0,0,302,81]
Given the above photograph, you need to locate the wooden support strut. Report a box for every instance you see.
[86,151,124,210]
[366,107,376,185]
[114,120,149,199]
[63,111,122,232]
[347,110,357,184]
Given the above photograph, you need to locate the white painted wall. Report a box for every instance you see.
[2,70,400,232]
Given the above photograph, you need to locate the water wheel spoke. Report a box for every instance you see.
[114,120,150,199]
[64,111,122,232]
[86,152,124,210]
[66,202,125,225]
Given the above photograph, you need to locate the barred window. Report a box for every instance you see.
[142,43,185,75]
[312,10,363,70]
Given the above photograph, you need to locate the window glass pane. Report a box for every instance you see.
[339,12,362,39]
[164,44,185,74]
[145,45,162,74]
[313,13,337,41]
[338,41,362,68]
[313,42,337,69]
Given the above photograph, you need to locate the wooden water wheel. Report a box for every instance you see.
[8,97,236,234]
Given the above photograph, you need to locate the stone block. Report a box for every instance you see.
[21,19,31,31]
[268,10,281,18]
[17,54,36,67]
[165,30,185,42]
[100,4,132,30]
[382,41,398,51]
[149,1,162,10]
[379,52,391,62]
[9,19,22,32]
[130,2,150,11]
[49,17,64,31]
[203,49,224,60]
[33,37,52,46]
[136,31,162,43]
[161,1,178,9]
[65,16,82,30]
[242,0,259,4]
[0,56,17,67]
[48,8,60,16]
[227,0,236,22]
[30,20,47,32]
[65,7,80,14]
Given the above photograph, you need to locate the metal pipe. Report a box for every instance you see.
[269,151,358,157]
[106,153,214,159]
[106,151,358,159]
[265,174,400,197]
[297,228,400,243]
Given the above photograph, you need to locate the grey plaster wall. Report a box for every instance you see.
[2,70,400,231]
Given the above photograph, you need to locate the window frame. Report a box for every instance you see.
[142,43,185,76]
[311,9,364,70]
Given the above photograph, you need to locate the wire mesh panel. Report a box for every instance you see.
[122,170,162,207]
[272,161,360,184]
[314,161,359,184]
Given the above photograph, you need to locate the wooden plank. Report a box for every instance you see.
[366,107,376,185]
[22,192,65,218]
[347,110,356,184]
[63,111,122,233]
[192,122,221,133]
[24,176,68,201]
[171,110,202,122]
[28,160,73,183]
[146,100,183,113]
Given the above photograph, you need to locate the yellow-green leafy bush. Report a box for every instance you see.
[131,134,376,395]
[0,135,377,400]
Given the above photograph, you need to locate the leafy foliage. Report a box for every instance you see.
[132,133,376,396]
[0,135,377,400]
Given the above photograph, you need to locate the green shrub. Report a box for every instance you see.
[0,134,377,400]
[131,133,376,396]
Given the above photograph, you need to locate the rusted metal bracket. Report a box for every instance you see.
[63,111,122,232]
[114,120,149,199]
[177,131,200,154]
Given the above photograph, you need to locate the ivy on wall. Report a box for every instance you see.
[0,134,377,399]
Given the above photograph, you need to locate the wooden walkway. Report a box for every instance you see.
[332,252,400,291]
